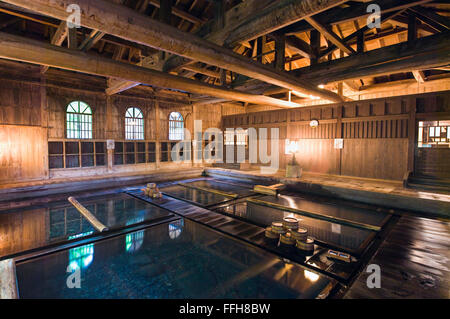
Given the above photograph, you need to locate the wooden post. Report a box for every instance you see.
[357,32,364,53]
[214,0,225,31]
[0,259,18,299]
[408,13,417,44]
[40,71,49,180]
[155,100,161,168]
[159,0,172,25]
[220,68,226,87]
[106,96,114,172]
[337,50,344,98]
[67,26,77,49]
[407,96,417,174]
[256,36,263,64]
[310,29,320,65]
[336,105,343,175]
[274,32,286,71]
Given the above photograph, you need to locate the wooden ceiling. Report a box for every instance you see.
[0,0,448,107]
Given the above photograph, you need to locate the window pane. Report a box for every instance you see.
[125,107,144,140]
[66,101,93,139]
[169,112,184,140]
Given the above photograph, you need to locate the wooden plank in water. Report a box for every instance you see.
[68,197,108,232]
[0,259,18,299]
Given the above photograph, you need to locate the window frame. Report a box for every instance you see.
[168,112,184,141]
[66,101,93,139]
[125,107,145,140]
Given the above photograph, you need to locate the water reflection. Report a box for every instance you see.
[169,219,184,239]
[68,241,94,272]
[125,217,145,253]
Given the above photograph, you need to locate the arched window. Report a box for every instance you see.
[66,101,92,139]
[169,112,184,140]
[125,107,144,140]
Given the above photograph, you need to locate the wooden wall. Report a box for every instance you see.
[0,61,244,188]
[0,80,47,184]
[222,91,450,181]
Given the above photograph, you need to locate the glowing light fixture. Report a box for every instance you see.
[304,269,320,282]
[285,139,299,155]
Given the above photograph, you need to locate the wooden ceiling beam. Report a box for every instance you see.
[0,32,303,108]
[409,6,450,31]
[223,0,349,48]
[294,31,450,85]
[282,0,434,35]
[319,9,406,59]
[285,35,315,59]
[79,30,106,51]
[148,0,205,25]
[164,0,275,72]
[412,70,426,83]
[182,64,221,78]
[304,16,355,55]
[3,0,342,102]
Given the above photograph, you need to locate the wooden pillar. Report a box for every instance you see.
[67,26,77,49]
[407,96,417,174]
[337,50,344,98]
[357,32,365,53]
[159,0,172,25]
[220,68,226,87]
[274,33,286,71]
[336,105,343,175]
[106,96,114,172]
[40,71,49,179]
[159,0,172,60]
[214,0,225,31]
[155,100,161,168]
[256,36,264,63]
[408,13,417,43]
[310,29,320,65]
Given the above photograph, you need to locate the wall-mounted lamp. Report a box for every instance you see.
[285,139,299,155]
[285,139,302,178]
[310,120,319,128]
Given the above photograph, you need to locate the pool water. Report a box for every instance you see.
[216,201,375,254]
[0,193,172,258]
[16,219,332,299]
[161,184,234,207]
[182,179,255,197]
[257,194,390,229]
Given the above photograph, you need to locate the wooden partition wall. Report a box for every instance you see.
[222,91,450,181]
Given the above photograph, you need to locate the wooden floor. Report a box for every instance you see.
[344,215,450,299]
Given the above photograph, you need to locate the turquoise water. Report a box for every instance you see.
[0,193,172,258]
[217,201,374,254]
[16,219,331,299]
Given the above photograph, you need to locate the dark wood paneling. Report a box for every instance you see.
[341,139,408,180]
[415,148,450,179]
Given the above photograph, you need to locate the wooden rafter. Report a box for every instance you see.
[4,0,342,102]
[0,32,304,108]
[304,16,355,55]
[294,32,450,85]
